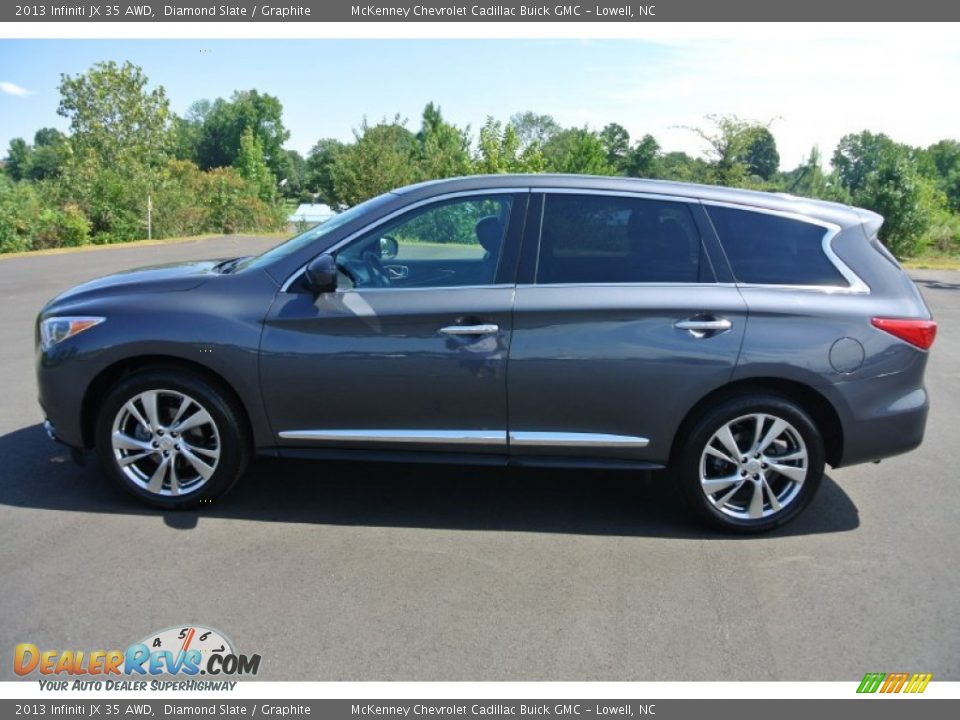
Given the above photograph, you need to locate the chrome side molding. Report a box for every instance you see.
[277,429,507,445]
[278,429,650,450]
[509,432,649,448]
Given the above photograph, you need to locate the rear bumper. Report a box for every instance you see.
[836,385,929,468]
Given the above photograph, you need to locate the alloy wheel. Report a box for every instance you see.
[110,389,221,497]
[698,413,809,520]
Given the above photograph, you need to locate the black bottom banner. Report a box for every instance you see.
[1,700,958,720]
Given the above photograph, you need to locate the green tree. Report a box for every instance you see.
[57,60,171,168]
[833,131,938,257]
[509,111,560,154]
[920,140,960,211]
[623,134,661,178]
[740,126,780,180]
[542,128,615,175]
[54,154,152,242]
[328,118,419,207]
[417,103,472,180]
[277,149,306,198]
[783,146,848,202]
[28,128,70,180]
[599,123,631,171]
[658,151,709,183]
[193,90,290,177]
[474,117,545,174]
[4,138,32,181]
[0,174,41,252]
[234,127,276,202]
[833,131,900,193]
[305,138,346,206]
[682,114,776,187]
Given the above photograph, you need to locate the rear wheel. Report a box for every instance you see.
[677,395,825,532]
[95,370,250,509]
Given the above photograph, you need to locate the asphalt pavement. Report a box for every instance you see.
[1,236,958,681]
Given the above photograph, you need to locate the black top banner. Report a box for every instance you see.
[5,0,960,22]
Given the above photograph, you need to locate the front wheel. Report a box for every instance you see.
[676,395,825,533]
[95,370,250,509]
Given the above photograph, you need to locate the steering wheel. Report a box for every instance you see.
[361,250,391,288]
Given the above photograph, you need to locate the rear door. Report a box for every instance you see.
[507,191,748,463]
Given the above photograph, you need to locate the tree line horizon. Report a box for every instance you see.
[2,60,958,259]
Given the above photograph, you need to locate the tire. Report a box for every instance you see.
[676,394,825,533]
[95,369,251,509]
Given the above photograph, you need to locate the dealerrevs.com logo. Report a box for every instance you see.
[14,625,261,681]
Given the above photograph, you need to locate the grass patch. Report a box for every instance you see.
[902,253,960,270]
[0,231,287,261]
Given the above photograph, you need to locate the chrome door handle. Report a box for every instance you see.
[439,324,499,336]
[675,317,732,338]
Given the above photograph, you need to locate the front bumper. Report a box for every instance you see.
[41,417,88,465]
[36,345,98,450]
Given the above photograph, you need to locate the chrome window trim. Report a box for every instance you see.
[515,282,729,290]
[699,199,871,295]
[280,189,527,293]
[509,432,650,448]
[332,283,514,295]
[530,187,699,203]
[280,186,870,296]
[277,429,651,449]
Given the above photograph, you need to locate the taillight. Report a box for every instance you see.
[871,317,938,350]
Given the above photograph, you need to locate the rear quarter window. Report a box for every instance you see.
[706,205,848,287]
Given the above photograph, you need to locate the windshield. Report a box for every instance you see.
[236,193,395,272]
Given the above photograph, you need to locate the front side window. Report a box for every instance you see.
[238,192,394,272]
[706,205,847,287]
[536,194,710,285]
[337,194,513,289]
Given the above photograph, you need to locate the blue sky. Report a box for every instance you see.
[1,37,958,170]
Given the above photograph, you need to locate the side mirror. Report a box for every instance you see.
[304,254,338,294]
[379,236,399,260]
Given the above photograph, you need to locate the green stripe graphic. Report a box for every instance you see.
[857,672,886,693]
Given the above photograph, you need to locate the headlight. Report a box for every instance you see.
[39,316,105,352]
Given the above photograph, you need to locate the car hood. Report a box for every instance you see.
[45,259,222,308]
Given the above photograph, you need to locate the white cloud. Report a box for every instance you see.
[0,81,33,97]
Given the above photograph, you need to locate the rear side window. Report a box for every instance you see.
[536,194,712,284]
[706,205,847,287]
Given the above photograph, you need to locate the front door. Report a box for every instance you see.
[260,192,524,455]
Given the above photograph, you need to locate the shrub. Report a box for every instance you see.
[0,176,41,253]
[31,204,92,249]
[151,160,209,238]
[201,167,285,234]
[91,232,120,245]
[923,210,960,254]
[59,204,92,246]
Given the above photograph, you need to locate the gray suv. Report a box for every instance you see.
[35,175,937,531]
